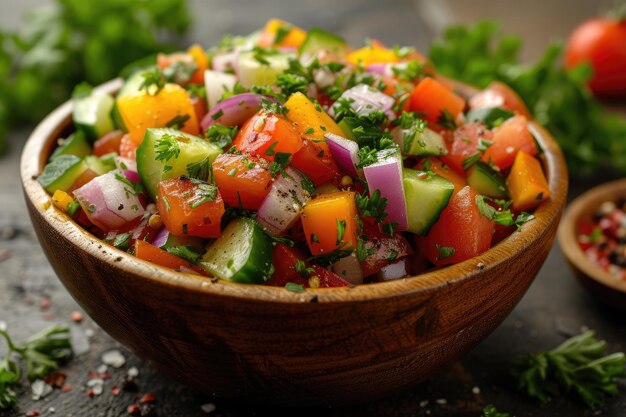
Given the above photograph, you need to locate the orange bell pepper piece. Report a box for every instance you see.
[187,44,209,85]
[51,190,75,213]
[301,191,358,255]
[134,240,205,275]
[258,19,306,49]
[507,151,551,212]
[284,92,344,150]
[116,83,199,145]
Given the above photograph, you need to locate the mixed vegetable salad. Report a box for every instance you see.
[38,19,552,289]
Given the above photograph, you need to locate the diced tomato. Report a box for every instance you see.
[469,81,531,118]
[492,223,515,245]
[409,77,466,126]
[157,45,208,86]
[291,140,339,185]
[212,153,273,210]
[440,122,493,175]
[114,214,159,245]
[190,95,207,122]
[265,243,310,287]
[119,134,138,160]
[382,77,413,115]
[418,186,495,266]
[187,45,209,85]
[134,240,205,274]
[232,111,304,161]
[156,177,225,238]
[482,115,537,171]
[93,130,124,157]
[311,265,351,287]
[360,222,414,277]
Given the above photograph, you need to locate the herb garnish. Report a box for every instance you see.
[436,244,455,260]
[165,114,190,130]
[165,246,201,264]
[154,134,181,162]
[355,189,388,224]
[139,68,166,96]
[285,282,305,293]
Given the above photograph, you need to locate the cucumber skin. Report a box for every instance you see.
[299,28,348,56]
[50,131,91,160]
[200,218,273,284]
[73,91,115,141]
[38,155,87,194]
[467,162,509,198]
[136,128,222,200]
[403,169,454,236]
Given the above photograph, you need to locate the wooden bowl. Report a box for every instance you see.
[21,79,568,406]
[558,179,626,309]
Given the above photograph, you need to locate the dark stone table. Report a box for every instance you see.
[1,1,625,415]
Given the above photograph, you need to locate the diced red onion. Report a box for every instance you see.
[151,226,169,248]
[332,84,395,120]
[73,169,145,232]
[204,70,237,111]
[365,63,390,76]
[114,156,137,173]
[331,253,363,285]
[363,148,408,231]
[325,133,360,178]
[123,170,140,183]
[257,167,311,237]
[201,93,278,132]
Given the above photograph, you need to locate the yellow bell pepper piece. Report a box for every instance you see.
[187,44,209,84]
[284,92,344,143]
[507,151,551,212]
[347,42,399,66]
[259,19,306,48]
[116,83,199,145]
[51,190,75,213]
[301,191,358,255]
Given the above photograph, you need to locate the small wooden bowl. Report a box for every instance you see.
[558,179,626,309]
[21,79,568,406]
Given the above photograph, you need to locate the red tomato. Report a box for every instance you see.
[311,265,351,288]
[291,140,339,185]
[190,95,207,122]
[212,153,273,210]
[266,243,310,287]
[156,177,225,238]
[119,134,138,160]
[360,222,413,277]
[409,77,465,126]
[440,122,493,175]
[418,186,495,266]
[482,115,536,171]
[565,18,626,96]
[469,81,531,118]
[93,130,124,157]
[233,111,304,160]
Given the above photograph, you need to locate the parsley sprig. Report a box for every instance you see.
[481,405,511,417]
[512,330,626,408]
[154,134,181,162]
[0,323,73,410]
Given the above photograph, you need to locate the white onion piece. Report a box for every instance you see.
[211,51,239,73]
[332,253,363,285]
[204,70,237,111]
[363,148,408,231]
[325,133,360,178]
[332,84,395,120]
[377,257,411,281]
[74,169,145,231]
[257,167,311,237]
[114,156,137,173]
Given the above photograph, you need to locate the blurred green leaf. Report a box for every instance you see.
[0,0,191,153]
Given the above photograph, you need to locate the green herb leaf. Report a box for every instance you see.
[285,282,305,293]
[165,246,201,264]
[355,190,388,224]
[511,330,626,408]
[336,219,347,244]
[165,114,190,130]
[139,68,166,96]
[155,134,181,162]
[481,404,511,417]
[436,244,455,260]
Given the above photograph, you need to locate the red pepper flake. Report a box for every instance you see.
[87,388,95,398]
[127,403,141,416]
[111,386,121,396]
[39,298,51,310]
[26,410,40,417]
[62,384,73,392]
[44,371,67,388]
[139,393,156,404]
[71,310,84,323]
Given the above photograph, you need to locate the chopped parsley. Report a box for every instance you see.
[165,114,190,130]
[437,109,458,130]
[295,259,315,278]
[186,157,210,181]
[205,124,238,149]
[336,219,347,245]
[139,68,166,96]
[154,134,180,162]
[285,282,305,293]
[112,233,132,250]
[165,246,201,264]
[355,189,388,224]
[436,244,455,260]
[264,141,279,156]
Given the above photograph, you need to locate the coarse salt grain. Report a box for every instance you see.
[97,364,108,374]
[419,400,429,407]
[102,349,126,368]
[472,386,481,394]
[31,380,53,401]
[127,366,139,377]
[201,403,216,414]
[435,398,447,405]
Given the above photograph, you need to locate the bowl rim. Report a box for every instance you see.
[21,78,569,303]
[558,178,626,294]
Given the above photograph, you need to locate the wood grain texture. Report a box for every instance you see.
[20,79,568,406]
[558,179,626,309]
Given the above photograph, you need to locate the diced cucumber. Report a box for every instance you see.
[236,51,293,88]
[158,233,206,251]
[337,119,357,141]
[200,218,273,284]
[402,168,454,236]
[338,117,381,145]
[465,107,514,129]
[394,126,447,156]
[136,128,222,200]
[73,91,115,141]
[37,155,87,194]
[85,155,115,176]
[467,161,509,197]
[299,28,348,57]
[50,131,91,160]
